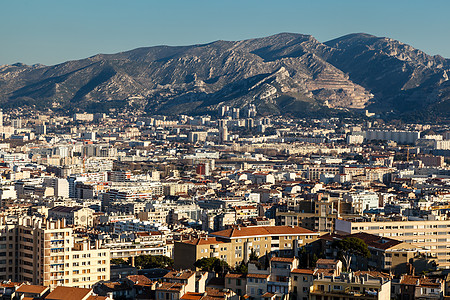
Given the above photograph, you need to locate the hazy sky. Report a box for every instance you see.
[1,0,449,65]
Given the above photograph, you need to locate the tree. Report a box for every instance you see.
[111,258,129,265]
[234,261,248,274]
[332,237,370,271]
[249,249,259,262]
[194,257,230,275]
[135,255,174,269]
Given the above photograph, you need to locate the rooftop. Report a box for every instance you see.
[211,225,316,239]
[16,285,49,295]
[45,286,92,300]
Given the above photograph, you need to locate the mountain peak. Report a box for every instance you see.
[0,33,448,120]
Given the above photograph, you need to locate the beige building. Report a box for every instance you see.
[138,209,169,224]
[309,271,391,300]
[307,167,340,181]
[48,206,95,227]
[291,269,315,300]
[0,216,109,289]
[174,225,319,269]
[156,270,213,300]
[336,217,450,269]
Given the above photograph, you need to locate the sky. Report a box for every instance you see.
[1,0,449,66]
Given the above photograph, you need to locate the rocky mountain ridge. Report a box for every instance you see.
[0,33,448,119]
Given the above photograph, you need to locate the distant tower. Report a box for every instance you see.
[232,108,240,119]
[220,106,230,117]
[219,120,228,144]
[12,118,21,129]
[36,123,47,135]
[245,118,254,129]
[247,104,257,118]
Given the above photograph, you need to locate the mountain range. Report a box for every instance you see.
[0,33,449,120]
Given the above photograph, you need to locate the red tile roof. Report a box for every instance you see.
[181,292,204,300]
[45,286,92,300]
[400,275,441,287]
[291,269,315,275]
[211,225,316,239]
[164,270,196,280]
[156,282,184,291]
[247,273,270,279]
[16,285,49,295]
[271,257,295,263]
[225,273,246,279]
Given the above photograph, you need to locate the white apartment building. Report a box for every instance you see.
[336,217,450,269]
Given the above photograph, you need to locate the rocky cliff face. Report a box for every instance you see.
[0,33,448,119]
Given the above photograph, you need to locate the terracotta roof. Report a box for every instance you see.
[204,288,233,299]
[211,225,316,239]
[271,257,295,263]
[0,281,21,288]
[181,292,204,300]
[16,285,49,295]
[234,206,257,210]
[156,282,184,291]
[247,273,270,279]
[319,232,405,251]
[225,273,246,279]
[291,269,315,275]
[127,274,154,285]
[349,232,403,250]
[164,270,196,280]
[98,282,130,292]
[315,268,336,276]
[353,271,391,279]
[400,275,441,287]
[45,286,92,300]
[261,292,276,298]
[316,259,339,265]
[87,296,109,300]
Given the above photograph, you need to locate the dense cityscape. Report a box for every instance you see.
[0,104,448,300]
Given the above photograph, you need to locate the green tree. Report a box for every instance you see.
[249,249,259,262]
[194,257,230,275]
[111,258,129,265]
[234,261,248,274]
[332,237,370,271]
[134,255,174,269]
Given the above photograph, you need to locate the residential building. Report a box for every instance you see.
[0,216,110,289]
[336,218,450,269]
[174,225,319,269]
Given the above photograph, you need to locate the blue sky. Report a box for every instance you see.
[1,0,449,65]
